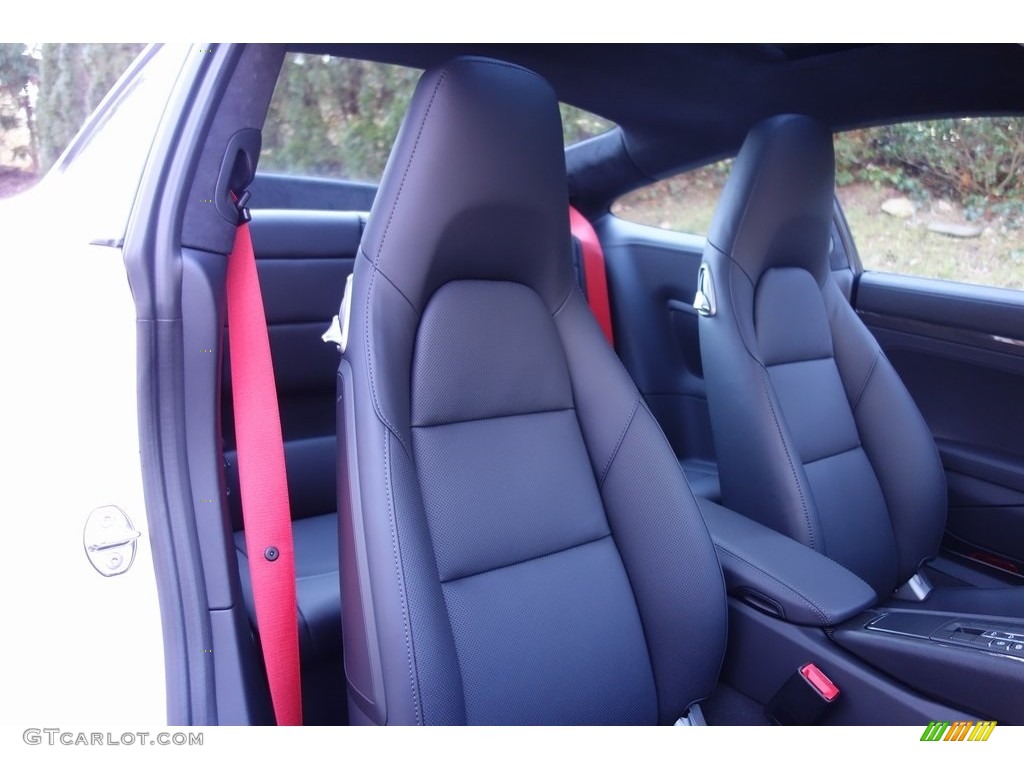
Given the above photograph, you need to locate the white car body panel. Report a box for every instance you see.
[2,201,166,722]
[0,46,193,726]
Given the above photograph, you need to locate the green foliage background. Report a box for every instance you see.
[2,47,614,186]
[1,44,1020,229]
[0,43,40,167]
[36,44,145,170]
[835,119,1024,217]
[260,54,421,181]
[0,44,144,174]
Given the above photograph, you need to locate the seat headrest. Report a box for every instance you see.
[360,56,574,313]
[707,114,835,281]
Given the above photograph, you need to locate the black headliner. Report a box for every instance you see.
[305,44,1024,211]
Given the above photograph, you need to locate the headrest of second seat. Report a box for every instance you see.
[359,56,574,314]
[706,114,835,283]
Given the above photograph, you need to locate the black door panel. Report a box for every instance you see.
[250,171,377,212]
[942,441,1024,577]
[857,274,1024,339]
[855,272,1024,575]
[940,439,1024,497]
[945,473,1024,579]
[667,298,704,378]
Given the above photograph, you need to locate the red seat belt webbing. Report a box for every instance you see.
[569,206,615,347]
[226,218,302,726]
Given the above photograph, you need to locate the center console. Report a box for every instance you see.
[863,611,1024,657]
[699,497,1024,724]
[833,610,1024,723]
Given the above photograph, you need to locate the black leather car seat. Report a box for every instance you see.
[336,56,727,725]
[697,113,1024,616]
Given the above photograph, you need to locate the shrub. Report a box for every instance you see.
[877,118,1024,202]
[834,118,1024,210]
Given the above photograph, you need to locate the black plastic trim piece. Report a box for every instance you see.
[337,359,387,724]
[857,272,1024,342]
[858,309,1024,361]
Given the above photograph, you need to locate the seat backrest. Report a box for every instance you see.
[697,114,947,597]
[338,56,726,725]
[221,209,604,531]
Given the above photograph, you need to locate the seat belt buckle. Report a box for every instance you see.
[765,663,840,725]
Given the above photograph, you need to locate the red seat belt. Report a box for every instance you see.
[569,206,615,347]
[226,212,303,726]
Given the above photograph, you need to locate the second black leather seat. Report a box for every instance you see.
[697,113,1024,617]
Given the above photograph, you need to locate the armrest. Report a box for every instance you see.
[698,498,877,627]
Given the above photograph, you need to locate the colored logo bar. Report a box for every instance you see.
[921,721,997,741]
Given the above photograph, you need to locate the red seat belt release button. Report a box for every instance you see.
[800,663,840,702]
[765,662,840,725]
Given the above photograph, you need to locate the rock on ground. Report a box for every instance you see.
[881,197,915,218]
[927,222,983,239]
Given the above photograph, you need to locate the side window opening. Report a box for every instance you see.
[259,54,421,183]
[612,159,732,235]
[834,118,1024,290]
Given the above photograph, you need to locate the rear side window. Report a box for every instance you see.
[261,53,617,184]
[560,104,615,145]
[835,117,1024,290]
[612,160,732,235]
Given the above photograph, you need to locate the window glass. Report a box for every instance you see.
[560,103,614,145]
[834,118,1024,290]
[612,160,732,235]
[260,54,420,182]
